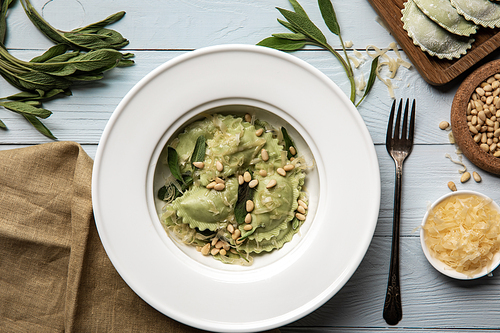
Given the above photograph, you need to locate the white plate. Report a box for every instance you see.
[92,44,380,332]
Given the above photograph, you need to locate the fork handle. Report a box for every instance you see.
[383,164,403,325]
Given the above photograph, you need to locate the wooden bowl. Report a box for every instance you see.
[451,59,500,175]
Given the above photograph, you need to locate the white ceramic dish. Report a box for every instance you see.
[420,190,500,280]
[92,44,380,332]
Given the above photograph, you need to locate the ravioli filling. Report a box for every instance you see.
[159,114,309,265]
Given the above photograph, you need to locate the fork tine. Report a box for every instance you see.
[393,98,403,140]
[408,99,416,142]
[386,100,396,144]
[401,98,409,139]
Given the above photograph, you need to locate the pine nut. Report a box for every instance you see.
[473,171,482,182]
[259,169,267,177]
[238,174,244,185]
[283,164,295,171]
[249,179,259,188]
[261,148,269,161]
[439,121,449,130]
[214,183,225,191]
[215,240,224,249]
[244,113,252,122]
[297,206,306,214]
[298,199,308,209]
[289,146,297,156]
[277,168,286,176]
[243,224,253,231]
[215,177,225,184]
[243,171,252,182]
[216,161,224,172]
[245,213,252,224]
[206,182,216,189]
[255,128,264,136]
[295,212,306,221]
[201,243,210,256]
[212,238,218,246]
[219,249,227,256]
[460,171,471,183]
[480,143,490,152]
[232,229,241,240]
[211,248,220,256]
[193,161,204,169]
[246,200,254,212]
[476,87,485,96]
[266,179,277,189]
[227,224,234,233]
[448,181,457,191]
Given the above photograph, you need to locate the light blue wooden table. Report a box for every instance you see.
[2,0,500,332]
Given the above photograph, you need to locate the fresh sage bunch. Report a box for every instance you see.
[257,0,378,107]
[0,0,133,138]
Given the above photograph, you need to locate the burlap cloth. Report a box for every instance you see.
[0,141,281,333]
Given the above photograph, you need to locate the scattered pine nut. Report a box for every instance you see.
[222,242,230,251]
[206,182,216,189]
[245,213,252,224]
[439,121,450,130]
[266,179,277,189]
[244,113,252,122]
[297,206,306,214]
[227,224,235,233]
[283,164,295,172]
[298,199,308,209]
[201,243,210,256]
[460,171,471,183]
[289,146,297,156]
[295,212,306,221]
[249,179,259,188]
[215,177,225,184]
[246,200,254,212]
[255,128,264,136]
[216,161,224,172]
[219,249,227,256]
[261,149,269,161]
[193,161,204,169]
[211,248,220,256]
[215,240,224,249]
[243,171,252,182]
[214,183,225,191]
[277,168,286,176]
[211,238,218,246]
[243,224,253,231]
[473,171,482,182]
[448,181,457,191]
[238,174,244,185]
[259,169,267,177]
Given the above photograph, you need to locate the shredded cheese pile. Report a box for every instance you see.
[423,194,500,277]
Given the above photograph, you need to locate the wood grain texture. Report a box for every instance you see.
[366,0,500,86]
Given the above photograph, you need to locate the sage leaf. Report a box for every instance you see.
[22,114,57,139]
[278,19,300,33]
[292,217,300,230]
[30,44,69,63]
[72,11,126,33]
[234,181,255,224]
[276,7,326,44]
[1,101,52,119]
[288,0,309,18]
[157,185,168,200]
[167,146,184,184]
[0,0,14,44]
[281,127,296,159]
[257,36,306,51]
[318,0,340,36]
[272,32,307,40]
[191,135,206,163]
[356,56,379,107]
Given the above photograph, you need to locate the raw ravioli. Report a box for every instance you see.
[413,0,477,36]
[450,0,500,28]
[402,0,474,59]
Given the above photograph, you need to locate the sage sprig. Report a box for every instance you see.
[257,0,377,106]
[0,0,133,138]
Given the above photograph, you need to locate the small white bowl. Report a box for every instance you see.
[420,190,500,280]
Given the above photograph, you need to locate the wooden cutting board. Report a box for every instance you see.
[366,0,500,86]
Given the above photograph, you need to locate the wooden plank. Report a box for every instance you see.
[282,236,500,330]
[366,0,500,86]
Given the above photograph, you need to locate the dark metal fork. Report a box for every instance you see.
[383,99,415,326]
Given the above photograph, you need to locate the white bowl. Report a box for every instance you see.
[92,44,381,332]
[420,190,500,280]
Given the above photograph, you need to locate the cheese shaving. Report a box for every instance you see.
[423,194,500,277]
[445,153,467,174]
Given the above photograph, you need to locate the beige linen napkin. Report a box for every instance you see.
[0,142,280,333]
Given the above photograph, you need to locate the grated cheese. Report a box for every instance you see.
[423,193,500,277]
